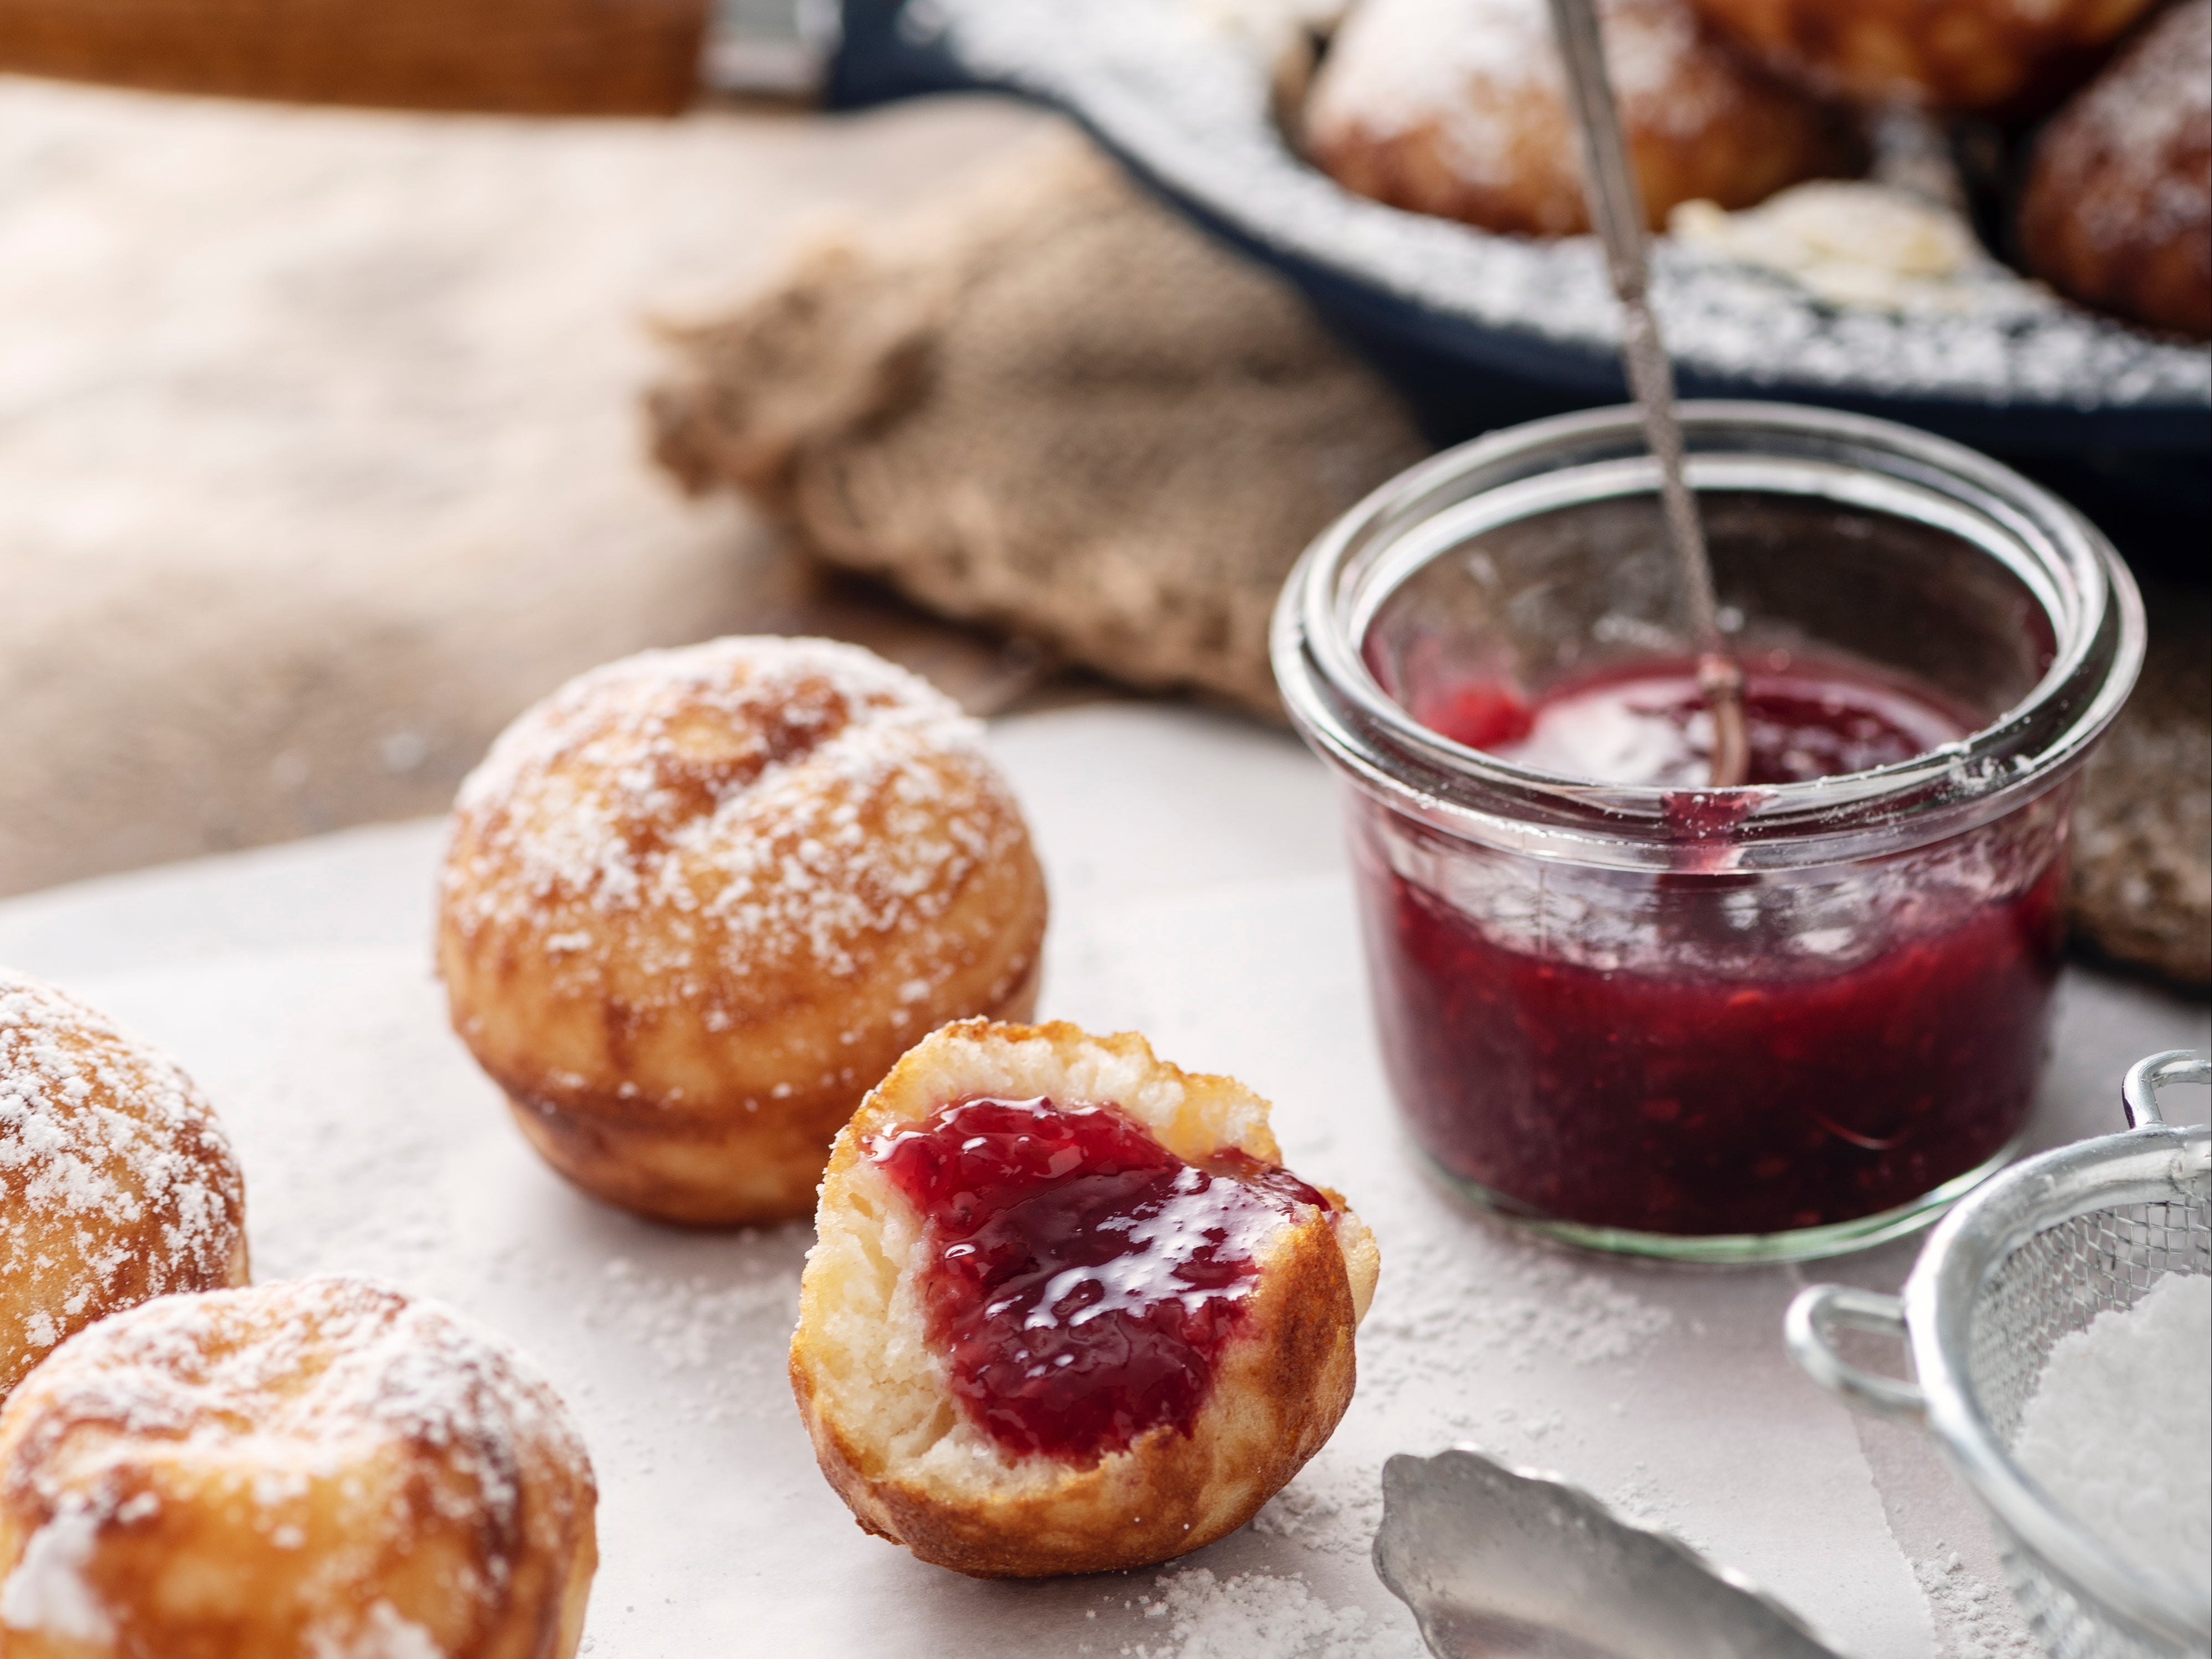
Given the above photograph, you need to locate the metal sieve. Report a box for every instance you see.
[1789,1050,2211,1659]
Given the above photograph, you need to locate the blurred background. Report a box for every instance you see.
[1,0,2204,989]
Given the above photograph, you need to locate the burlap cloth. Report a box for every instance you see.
[650,130,2210,990]
[2074,582,2211,987]
[650,130,1429,715]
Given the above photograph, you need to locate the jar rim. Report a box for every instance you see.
[1272,401,2146,871]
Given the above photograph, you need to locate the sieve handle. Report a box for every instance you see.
[1784,1285,1927,1423]
[2122,1049,2209,1128]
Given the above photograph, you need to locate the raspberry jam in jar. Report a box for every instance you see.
[1274,405,2142,1260]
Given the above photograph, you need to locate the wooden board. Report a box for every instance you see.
[0,0,708,114]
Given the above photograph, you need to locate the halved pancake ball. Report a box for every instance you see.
[790,1020,1380,1578]
[436,637,1048,1226]
[1,969,249,1406]
[0,1277,596,1659]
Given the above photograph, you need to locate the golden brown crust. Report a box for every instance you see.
[491,955,1042,1227]
[1304,0,1858,237]
[789,1021,1378,1578]
[2019,0,2212,338]
[1684,0,2155,112]
[0,1277,597,1659]
[1,971,250,1406]
[436,637,1049,1226]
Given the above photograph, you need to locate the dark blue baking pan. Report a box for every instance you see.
[824,0,2210,564]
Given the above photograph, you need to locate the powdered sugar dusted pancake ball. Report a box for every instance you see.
[1304,0,1856,238]
[0,1277,596,1659]
[1,971,249,1406]
[2019,0,2211,339]
[1685,0,2156,112]
[437,637,1048,1226]
[791,1021,1378,1578]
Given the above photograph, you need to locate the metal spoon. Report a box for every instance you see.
[1545,0,1751,790]
[1374,1448,1842,1659]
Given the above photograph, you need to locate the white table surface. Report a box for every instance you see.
[1,704,2203,1658]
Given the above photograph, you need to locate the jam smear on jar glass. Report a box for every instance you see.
[1370,651,2065,1238]
[867,1096,1326,1464]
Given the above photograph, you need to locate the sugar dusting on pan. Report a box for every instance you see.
[912,0,2210,408]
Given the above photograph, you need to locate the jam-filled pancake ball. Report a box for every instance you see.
[1304,0,1856,237]
[2019,0,2211,339]
[790,1021,1379,1578]
[0,1277,597,1659]
[1,970,248,1405]
[438,637,1048,1227]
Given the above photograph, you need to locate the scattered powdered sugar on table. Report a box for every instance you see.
[1250,1460,1383,1559]
[1914,1548,2038,1659]
[581,1252,804,1418]
[1603,1460,1709,1548]
[920,0,2210,406]
[1359,1230,1673,1403]
[2010,1270,2212,1593]
[1120,1567,1425,1658]
[1248,1228,1674,1569]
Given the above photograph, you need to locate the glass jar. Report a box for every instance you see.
[1273,403,2143,1261]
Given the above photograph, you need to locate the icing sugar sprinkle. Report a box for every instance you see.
[1309,0,1727,178]
[2010,1270,2212,1594]
[441,636,1025,992]
[0,1502,111,1645]
[1,970,244,1387]
[2035,0,2211,256]
[1120,1568,1423,1658]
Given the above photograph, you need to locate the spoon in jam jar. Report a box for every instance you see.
[1545,0,1751,790]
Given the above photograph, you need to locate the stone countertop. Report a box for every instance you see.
[2,702,2203,1658]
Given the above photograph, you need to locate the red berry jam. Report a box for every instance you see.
[1411,656,1967,787]
[1370,653,2064,1238]
[868,1097,1326,1464]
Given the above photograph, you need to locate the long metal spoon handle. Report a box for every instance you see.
[1546,0,1749,789]
[1546,0,1649,299]
[1617,300,1724,659]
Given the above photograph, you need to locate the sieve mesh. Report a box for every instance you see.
[1963,1193,2212,1659]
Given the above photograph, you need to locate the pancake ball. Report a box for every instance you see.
[437,636,1048,1226]
[2020,0,2211,338]
[1304,0,1859,237]
[1685,0,2158,113]
[0,1277,596,1659]
[1,970,249,1405]
[791,1021,1380,1578]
